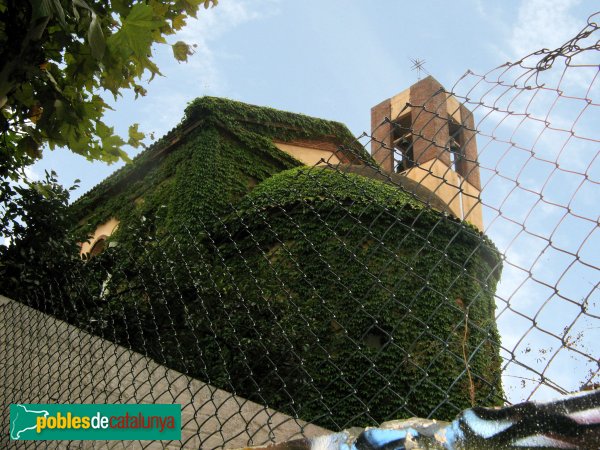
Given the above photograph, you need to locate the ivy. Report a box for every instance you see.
[71,97,370,224]
[205,168,504,427]
[6,98,503,430]
[75,165,502,428]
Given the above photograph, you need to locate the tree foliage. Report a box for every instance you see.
[0,170,82,301]
[0,0,217,179]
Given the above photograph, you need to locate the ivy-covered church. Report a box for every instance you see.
[71,76,503,429]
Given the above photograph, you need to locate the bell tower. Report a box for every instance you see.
[371,76,484,230]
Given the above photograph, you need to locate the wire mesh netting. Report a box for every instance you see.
[1,11,599,450]
[450,18,600,402]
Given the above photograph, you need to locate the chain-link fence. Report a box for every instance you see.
[1,11,599,450]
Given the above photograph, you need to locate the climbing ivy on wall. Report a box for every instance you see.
[204,167,504,427]
[71,96,370,227]
[75,167,503,429]
[9,97,503,430]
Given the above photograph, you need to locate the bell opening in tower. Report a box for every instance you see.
[392,113,414,173]
[448,118,464,171]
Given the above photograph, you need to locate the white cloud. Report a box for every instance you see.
[178,0,277,41]
[175,0,281,92]
[116,0,282,143]
[508,0,581,58]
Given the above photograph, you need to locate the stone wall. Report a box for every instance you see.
[0,296,327,449]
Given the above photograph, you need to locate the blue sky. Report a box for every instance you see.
[31,0,598,195]
[29,1,599,405]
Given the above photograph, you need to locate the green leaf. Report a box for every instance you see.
[53,99,66,121]
[16,135,41,160]
[72,0,93,13]
[171,14,187,30]
[30,0,53,20]
[108,4,164,59]
[51,0,66,27]
[126,3,164,29]
[150,1,169,17]
[127,123,145,148]
[172,41,192,62]
[133,84,148,98]
[30,0,66,26]
[32,182,53,198]
[88,14,105,60]
[96,121,126,156]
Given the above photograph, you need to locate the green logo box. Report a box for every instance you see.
[10,404,181,440]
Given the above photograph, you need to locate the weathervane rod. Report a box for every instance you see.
[410,58,428,81]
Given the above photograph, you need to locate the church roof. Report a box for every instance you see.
[72,97,370,217]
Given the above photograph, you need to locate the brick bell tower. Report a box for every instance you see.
[371,76,484,231]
